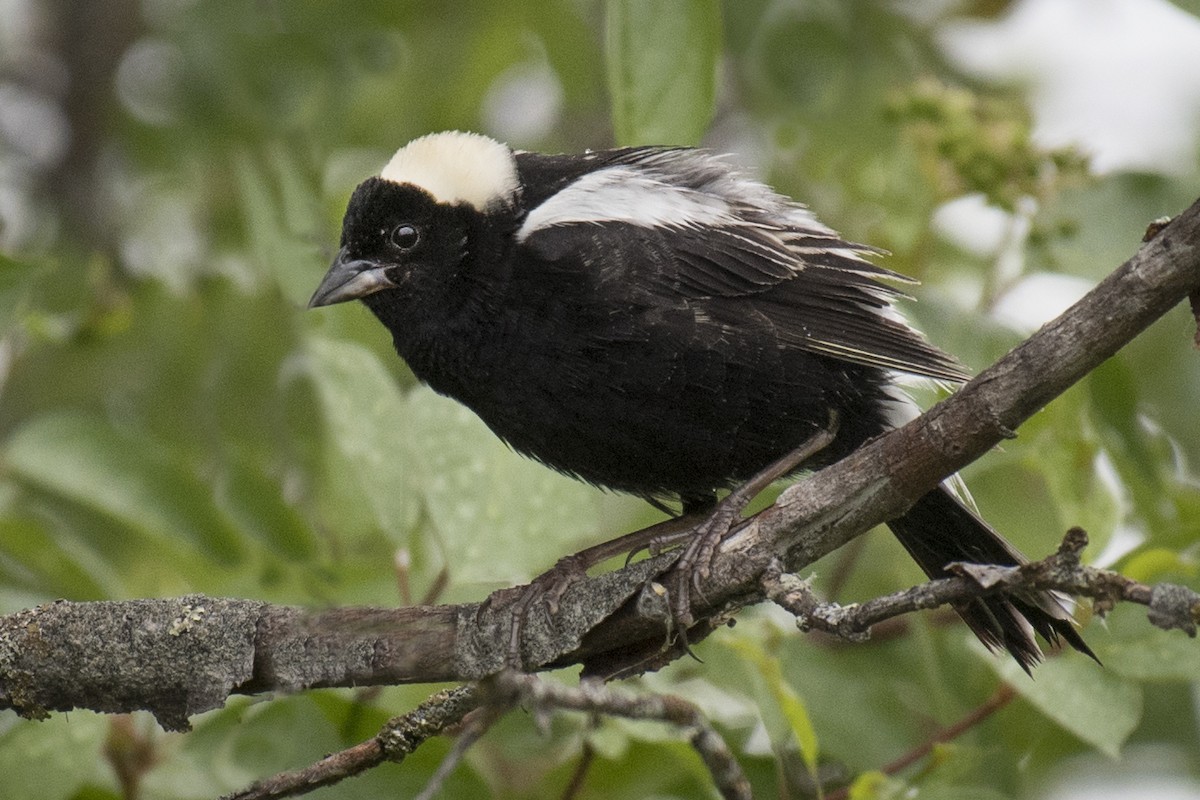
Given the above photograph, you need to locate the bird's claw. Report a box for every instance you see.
[656,418,841,647]
[498,554,592,669]
[661,506,744,638]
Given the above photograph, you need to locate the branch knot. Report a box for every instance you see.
[1147,584,1200,637]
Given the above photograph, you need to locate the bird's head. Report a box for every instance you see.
[308,131,521,315]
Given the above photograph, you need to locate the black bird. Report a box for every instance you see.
[309,131,1091,669]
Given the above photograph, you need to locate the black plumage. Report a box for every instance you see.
[309,132,1091,669]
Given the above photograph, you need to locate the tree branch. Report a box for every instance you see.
[824,684,1018,800]
[762,527,1200,642]
[221,684,480,800]
[2,197,1199,729]
[226,671,751,800]
[485,671,751,800]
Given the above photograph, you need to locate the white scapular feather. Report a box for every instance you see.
[516,166,741,241]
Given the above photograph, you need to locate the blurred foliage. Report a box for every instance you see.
[887,78,1090,212]
[1,0,1199,799]
[605,0,721,146]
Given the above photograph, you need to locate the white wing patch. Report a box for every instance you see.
[516,167,739,241]
[513,145,966,382]
[380,131,519,211]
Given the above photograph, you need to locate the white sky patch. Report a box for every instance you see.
[1042,746,1200,800]
[119,188,205,292]
[990,271,1094,333]
[482,60,563,144]
[932,193,1013,257]
[0,81,69,168]
[517,166,736,240]
[116,37,184,127]
[381,131,519,210]
[934,194,1037,306]
[939,0,1200,175]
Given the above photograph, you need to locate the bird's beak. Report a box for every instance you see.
[307,249,397,309]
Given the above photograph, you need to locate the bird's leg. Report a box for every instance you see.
[667,411,840,629]
[534,513,701,610]
[502,511,704,668]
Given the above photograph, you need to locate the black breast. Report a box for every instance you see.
[399,250,896,500]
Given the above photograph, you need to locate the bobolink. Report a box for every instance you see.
[310,131,1090,668]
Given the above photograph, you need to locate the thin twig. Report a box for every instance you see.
[222,740,386,800]
[222,685,479,800]
[559,737,597,800]
[490,671,752,800]
[824,683,1017,800]
[763,529,1200,641]
[104,715,159,800]
[413,704,506,800]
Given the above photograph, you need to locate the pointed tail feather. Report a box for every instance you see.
[886,483,1095,672]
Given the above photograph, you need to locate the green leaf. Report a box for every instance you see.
[605,0,721,146]
[304,337,419,543]
[0,711,108,799]
[0,251,40,334]
[4,412,246,567]
[404,386,602,585]
[0,515,109,600]
[727,637,821,780]
[1087,358,1157,479]
[214,457,318,562]
[234,148,324,306]
[992,387,1124,557]
[1090,610,1200,683]
[1120,547,1194,583]
[915,786,1014,800]
[847,770,905,800]
[981,644,1142,757]
[1102,629,1200,683]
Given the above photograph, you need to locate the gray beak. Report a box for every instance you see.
[308,249,397,308]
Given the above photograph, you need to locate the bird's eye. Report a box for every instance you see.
[390,224,420,251]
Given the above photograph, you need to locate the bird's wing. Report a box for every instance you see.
[516,153,967,383]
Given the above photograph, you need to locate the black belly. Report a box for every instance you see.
[417,307,897,500]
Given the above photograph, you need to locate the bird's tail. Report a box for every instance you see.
[886,483,1095,672]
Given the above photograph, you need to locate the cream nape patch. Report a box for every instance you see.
[379,131,520,211]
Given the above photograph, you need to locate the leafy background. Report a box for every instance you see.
[1,1,1199,798]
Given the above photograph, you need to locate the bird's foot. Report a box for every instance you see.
[660,413,841,635]
[661,497,748,631]
[501,552,590,668]
[499,514,701,669]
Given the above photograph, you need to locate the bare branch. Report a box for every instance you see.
[824,684,1018,800]
[412,704,505,800]
[226,670,752,800]
[222,685,480,800]
[559,735,598,800]
[763,528,1200,643]
[223,740,386,800]
[1,197,1199,732]
[488,671,752,800]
